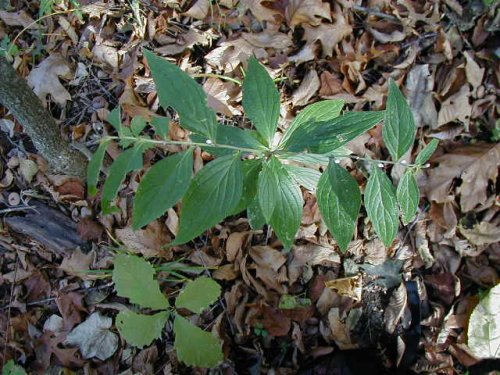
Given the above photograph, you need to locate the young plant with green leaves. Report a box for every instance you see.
[112,253,223,368]
[88,50,438,252]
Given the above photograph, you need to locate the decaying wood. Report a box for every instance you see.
[0,57,87,178]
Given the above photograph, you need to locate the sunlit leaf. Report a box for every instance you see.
[112,254,169,310]
[175,277,221,314]
[415,139,439,165]
[396,171,419,225]
[130,116,148,136]
[365,166,399,247]
[284,165,322,192]
[116,310,169,349]
[317,160,361,252]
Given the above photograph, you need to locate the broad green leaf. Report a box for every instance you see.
[396,171,419,225]
[467,283,500,359]
[151,116,169,139]
[282,111,384,154]
[133,150,193,229]
[173,155,243,245]
[102,146,144,214]
[108,107,122,134]
[258,158,280,221]
[278,147,352,167]
[112,254,169,310]
[242,57,280,146]
[87,139,111,196]
[284,165,321,192]
[247,197,266,229]
[116,310,169,349]
[280,99,344,146]
[193,126,265,157]
[145,50,217,139]
[174,316,224,368]
[2,360,27,375]
[175,276,221,314]
[317,161,361,252]
[233,159,262,214]
[364,166,399,247]
[265,157,303,250]
[415,139,439,165]
[130,116,147,136]
[383,80,416,161]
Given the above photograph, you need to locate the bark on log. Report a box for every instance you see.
[0,57,87,178]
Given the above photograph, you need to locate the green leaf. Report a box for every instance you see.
[396,171,419,225]
[175,276,221,314]
[415,139,439,165]
[278,146,352,167]
[284,165,322,192]
[144,50,217,139]
[317,160,361,252]
[102,146,144,214]
[242,57,280,146]
[174,316,224,368]
[108,107,122,134]
[247,197,266,229]
[2,360,27,375]
[130,116,148,136]
[193,126,266,157]
[365,166,399,247]
[87,139,111,196]
[264,157,303,250]
[258,158,280,222]
[280,99,344,147]
[383,80,416,161]
[467,283,500,359]
[151,115,169,139]
[233,159,262,214]
[173,154,243,245]
[112,254,169,310]
[133,150,193,229]
[282,111,384,154]
[116,310,169,349]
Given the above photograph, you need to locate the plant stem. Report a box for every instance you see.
[192,73,242,86]
[108,136,264,155]
[332,154,425,168]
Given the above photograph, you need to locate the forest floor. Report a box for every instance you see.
[0,0,499,374]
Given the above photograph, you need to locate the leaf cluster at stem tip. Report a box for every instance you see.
[87,50,438,251]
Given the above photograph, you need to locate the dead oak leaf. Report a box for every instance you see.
[184,0,209,20]
[239,0,281,23]
[0,10,39,28]
[27,53,72,107]
[292,69,320,106]
[459,222,500,247]
[155,28,210,56]
[286,0,331,28]
[115,221,172,258]
[437,85,471,129]
[425,143,500,212]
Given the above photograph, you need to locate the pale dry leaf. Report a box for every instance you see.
[92,43,119,69]
[239,0,281,22]
[165,208,179,236]
[242,30,293,49]
[60,249,96,278]
[286,0,331,28]
[249,246,287,271]
[155,29,210,56]
[324,275,362,302]
[65,312,118,360]
[19,158,38,183]
[369,28,406,43]
[384,282,407,334]
[327,307,356,349]
[115,221,172,258]
[303,8,352,57]
[289,44,317,64]
[0,10,38,28]
[184,0,209,19]
[204,78,241,116]
[27,54,72,107]
[213,264,239,281]
[464,51,485,92]
[292,69,320,106]
[319,71,343,97]
[289,245,340,284]
[206,37,267,72]
[437,85,471,129]
[460,222,500,246]
[405,64,437,128]
[426,143,500,212]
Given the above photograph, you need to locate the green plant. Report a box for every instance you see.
[2,360,27,375]
[112,253,223,368]
[88,50,438,251]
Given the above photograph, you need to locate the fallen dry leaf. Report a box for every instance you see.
[437,85,471,129]
[319,71,343,97]
[184,0,209,19]
[327,307,356,350]
[0,10,38,28]
[324,275,362,302]
[384,282,407,334]
[115,221,172,258]
[459,222,500,246]
[405,64,437,128]
[292,69,320,106]
[286,0,331,28]
[425,143,500,212]
[27,53,72,107]
[59,248,96,278]
[239,0,281,23]
[155,29,210,56]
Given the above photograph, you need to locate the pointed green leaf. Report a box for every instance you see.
[174,316,224,368]
[280,99,344,147]
[233,159,262,214]
[144,50,217,139]
[415,139,439,165]
[265,157,303,250]
[247,197,266,229]
[87,139,111,196]
[258,158,280,222]
[116,310,169,349]
[108,107,122,134]
[242,57,280,145]
[383,79,416,161]
[133,150,193,229]
[365,166,399,247]
[317,161,361,252]
[151,115,169,139]
[173,155,243,245]
[278,146,352,168]
[2,360,27,375]
[396,171,419,225]
[112,254,169,310]
[130,116,148,136]
[192,126,266,157]
[282,111,384,154]
[175,277,221,314]
[284,165,322,192]
[102,146,144,214]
